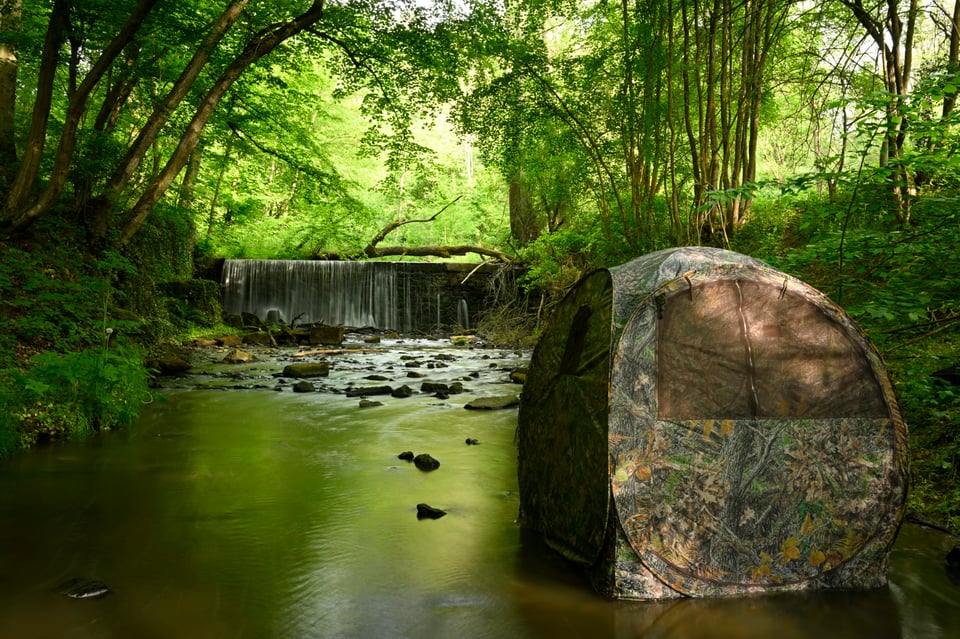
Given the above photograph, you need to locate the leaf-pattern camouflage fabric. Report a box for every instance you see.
[517,270,613,565]
[518,247,909,599]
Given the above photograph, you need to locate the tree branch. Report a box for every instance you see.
[365,194,462,251]
[314,244,513,262]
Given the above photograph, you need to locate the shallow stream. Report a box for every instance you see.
[0,338,958,638]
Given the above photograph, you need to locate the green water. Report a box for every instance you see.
[0,341,958,638]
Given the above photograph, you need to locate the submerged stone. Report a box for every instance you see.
[947,545,960,570]
[416,503,447,519]
[391,385,414,398]
[398,451,415,461]
[346,385,393,398]
[413,453,440,471]
[464,395,520,410]
[57,577,110,600]
[292,381,315,393]
[282,362,330,378]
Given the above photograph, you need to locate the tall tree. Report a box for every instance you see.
[0,0,21,184]
[1,0,458,248]
[838,0,918,222]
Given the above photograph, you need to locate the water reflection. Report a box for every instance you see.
[0,341,957,638]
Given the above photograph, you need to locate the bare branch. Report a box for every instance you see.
[365,194,462,250]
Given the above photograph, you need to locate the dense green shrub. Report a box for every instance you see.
[0,214,195,457]
[5,340,152,445]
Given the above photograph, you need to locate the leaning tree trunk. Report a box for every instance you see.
[0,0,21,185]
[120,1,326,244]
[1,0,68,229]
[2,0,159,234]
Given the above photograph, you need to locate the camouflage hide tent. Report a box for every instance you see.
[517,247,909,600]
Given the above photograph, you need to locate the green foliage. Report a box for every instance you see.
[893,342,960,532]
[0,213,199,457]
[5,340,151,445]
[517,228,596,294]
[0,390,22,458]
[0,235,136,356]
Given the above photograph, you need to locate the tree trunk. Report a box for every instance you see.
[839,0,917,224]
[207,129,235,239]
[2,0,159,234]
[315,244,513,262]
[178,143,203,211]
[509,170,539,246]
[120,1,326,244]
[944,0,960,120]
[105,0,250,201]
[0,0,21,185]
[1,0,68,229]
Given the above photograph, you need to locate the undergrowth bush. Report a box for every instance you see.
[8,340,152,443]
[0,220,161,456]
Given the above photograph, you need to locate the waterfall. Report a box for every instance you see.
[221,259,490,333]
[222,259,402,329]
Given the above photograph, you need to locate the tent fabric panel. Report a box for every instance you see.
[657,277,888,419]
[517,270,614,565]
[611,416,902,596]
[608,263,908,597]
[608,247,769,337]
[588,511,686,600]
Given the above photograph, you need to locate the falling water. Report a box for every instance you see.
[222,259,400,329]
[457,298,470,330]
[221,259,481,333]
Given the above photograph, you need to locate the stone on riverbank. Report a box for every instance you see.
[310,325,344,345]
[243,331,274,346]
[147,356,192,375]
[509,368,528,384]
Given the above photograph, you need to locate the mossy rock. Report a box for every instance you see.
[282,362,330,378]
[243,331,274,346]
